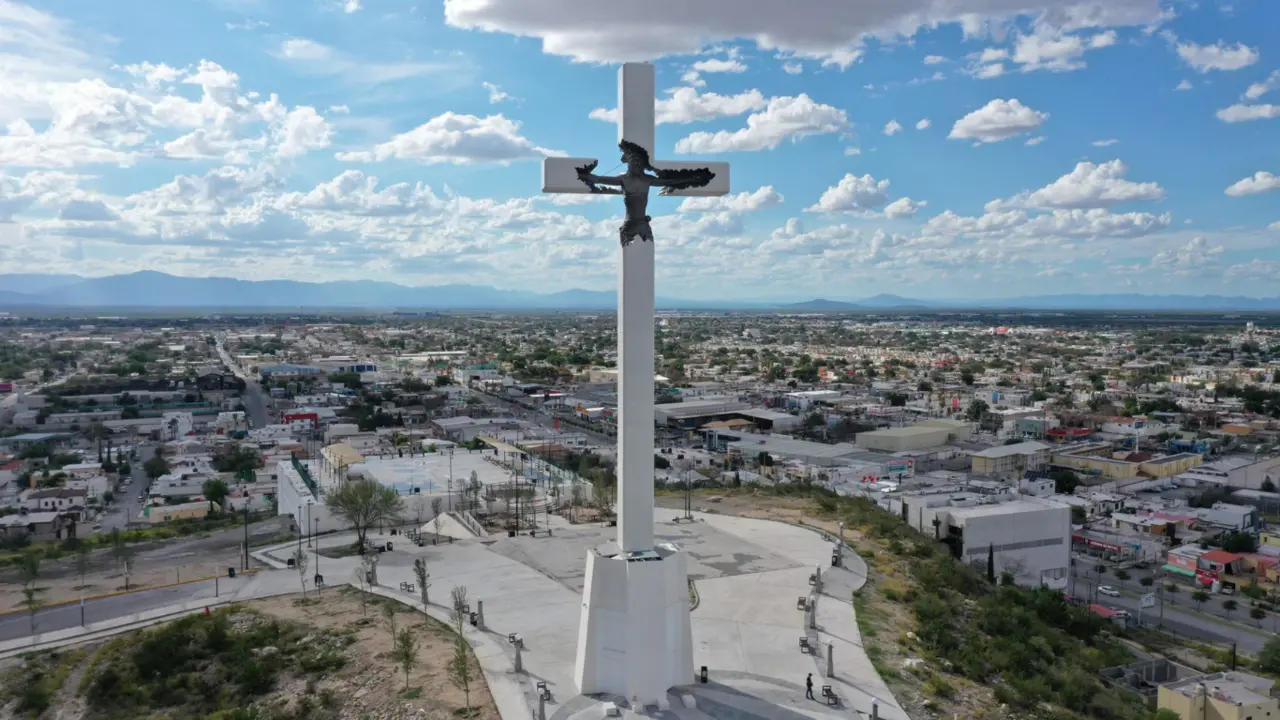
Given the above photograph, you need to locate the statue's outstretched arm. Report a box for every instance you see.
[576,160,624,193]
[649,167,716,195]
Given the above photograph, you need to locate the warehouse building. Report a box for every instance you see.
[885,491,1070,589]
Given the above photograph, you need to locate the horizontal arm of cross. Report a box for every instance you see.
[542,157,731,197]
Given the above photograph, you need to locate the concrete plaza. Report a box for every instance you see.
[303,510,911,720]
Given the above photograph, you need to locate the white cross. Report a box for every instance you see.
[541,63,731,199]
[539,62,730,555]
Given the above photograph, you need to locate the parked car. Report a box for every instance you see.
[1098,586,1121,597]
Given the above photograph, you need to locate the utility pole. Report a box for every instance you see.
[242,504,250,570]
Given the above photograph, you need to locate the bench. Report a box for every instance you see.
[796,596,808,610]
[399,582,416,593]
[602,702,620,717]
[798,637,810,653]
[808,573,817,586]
[508,633,522,648]
[822,686,837,706]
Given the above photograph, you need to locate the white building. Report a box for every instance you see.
[889,492,1070,589]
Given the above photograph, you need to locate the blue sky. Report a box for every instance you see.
[0,0,1277,301]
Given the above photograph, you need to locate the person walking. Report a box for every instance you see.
[805,673,815,700]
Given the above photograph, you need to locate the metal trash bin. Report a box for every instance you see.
[228,567,236,579]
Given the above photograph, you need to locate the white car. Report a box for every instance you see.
[1098,585,1121,597]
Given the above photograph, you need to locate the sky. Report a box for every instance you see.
[0,0,1278,302]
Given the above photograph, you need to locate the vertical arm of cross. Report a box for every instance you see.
[614,62,658,553]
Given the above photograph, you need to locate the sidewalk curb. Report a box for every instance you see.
[0,600,233,660]
[0,570,261,617]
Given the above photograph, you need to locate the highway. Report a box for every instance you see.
[0,574,251,643]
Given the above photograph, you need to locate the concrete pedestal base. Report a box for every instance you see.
[574,543,693,708]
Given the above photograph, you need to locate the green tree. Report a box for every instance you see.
[413,557,430,606]
[986,545,995,584]
[447,634,474,715]
[391,627,421,690]
[1223,532,1258,553]
[20,551,43,637]
[1139,576,1154,587]
[1223,599,1238,617]
[1258,637,1280,673]
[1191,590,1209,610]
[75,543,91,589]
[1251,606,1268,627]
[292,548,308,599]
[202,478,231,509]
[324,478,405,553]
[1152,710,1181,720]
[143,454,169,480]
[960,370,975,386]
[965,399,989,422]
[108,528,131,573]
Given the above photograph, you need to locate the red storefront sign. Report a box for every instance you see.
[1073,535,1123,552]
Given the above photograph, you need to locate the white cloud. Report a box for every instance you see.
[1025,136,1046,145]
[275,38,460,84]
[915,118,931,130]
[1244,71,1280,100]
[1175,38,1260,73]
[678,186,784,213]
[844,147,861,156]
[807,174,890,213]
[483,82,511,103]
[883,119,904,136]
[805,174,923,218]
[989,160,1164,210]
[327,105,350,114]
[681,71,706,87]
[923,207,1171,239]
[883,197,926,218]
[1091,138,1119,146]
[949,98,1048,143]
[972,62,1005,79]
[1224,171,1280,197]
[275,106,333,159]
[1175,79,1192,90]
[590,87,767,125]
[673,94,848,154]
[923,55,949,65]
[692,57,747,74]
[343,0,362,12]
[782,61,803,75]
[225,19,269,31]
[120,62,183,89]
[1216,103,1280,123]
[336,112,559,165]
[442,0,1168,67]
[1010,28,1116,73]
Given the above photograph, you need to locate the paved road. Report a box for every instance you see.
[0,574,252,643]
[1074,572,1275,654]
[98,443,153,531]
[215,337,269,428]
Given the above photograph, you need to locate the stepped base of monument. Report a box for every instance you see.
[574,542,693,708]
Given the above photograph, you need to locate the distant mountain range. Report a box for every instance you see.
[1,272,1279,312]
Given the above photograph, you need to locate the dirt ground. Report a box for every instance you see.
[1,587,501,720]
[248,588,501,720]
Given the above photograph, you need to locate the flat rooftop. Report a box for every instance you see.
[947,498,1066,519]
[348,452,518,494]
[970,441,1050,458]
[1165,672,1275,706]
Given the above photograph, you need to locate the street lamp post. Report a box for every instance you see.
[296,505,302,554]
[314,519,322,585]
[306,501,313,547]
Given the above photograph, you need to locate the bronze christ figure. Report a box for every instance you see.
[575,140,717,247]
